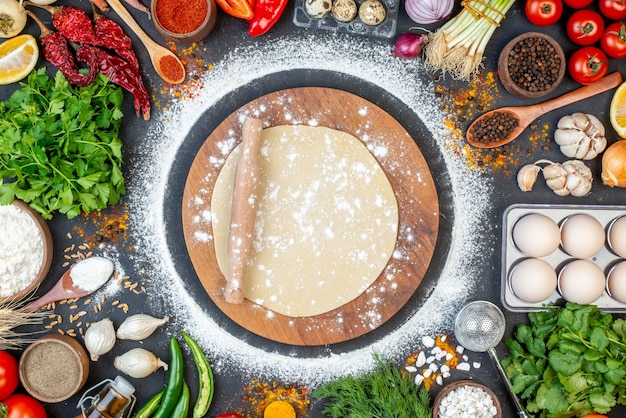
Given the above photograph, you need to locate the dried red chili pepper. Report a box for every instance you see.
[27,11,97,87]
[77,45,151,120]
[92,11,139,70]
[215,0,254,20]
[51,6,96,44]
[247,0,288,36]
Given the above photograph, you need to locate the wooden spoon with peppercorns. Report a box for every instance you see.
[466,72,623,149]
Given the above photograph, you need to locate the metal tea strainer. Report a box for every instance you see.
[454,300,530,418]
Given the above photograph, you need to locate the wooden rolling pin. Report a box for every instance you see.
[224,117,264,304]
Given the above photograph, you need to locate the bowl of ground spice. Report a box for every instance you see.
[498,32,565,99]
[0,200,53,303]
[19,334,90,403]
[152,0,217,43]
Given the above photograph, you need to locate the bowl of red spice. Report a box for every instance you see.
[498,32,565,99]
[152,0,217,43]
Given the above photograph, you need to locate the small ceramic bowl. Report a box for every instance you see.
[498,32,566,99]
[433,380,502,418]
[0,200,53,303]
[152,0,217,43]
[19,334,90,403]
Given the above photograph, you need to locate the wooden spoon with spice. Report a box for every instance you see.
[466,72,623,149]
[105,0,185,84]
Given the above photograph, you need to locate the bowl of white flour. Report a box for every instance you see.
[0,201,53,302]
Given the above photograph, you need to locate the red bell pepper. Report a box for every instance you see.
[247,0,289,36]
[215,0,254,20]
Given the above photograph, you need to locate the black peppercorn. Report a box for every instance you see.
[507,36,561,93]
[469,111,519,144]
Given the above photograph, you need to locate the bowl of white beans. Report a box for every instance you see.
[433,379,502,418]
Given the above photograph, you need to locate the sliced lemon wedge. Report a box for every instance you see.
[0,34,39,85]
[610,81,626,138]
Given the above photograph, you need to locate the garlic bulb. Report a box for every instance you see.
[114,348,168,378]
[554,113,607,160]
[517,164,540,191]
[562,160,593,197]
[516,159,592,197]
[84,318,116,361]
[601,140,626,188]
[117,314,169,340]
[543,163,569,196]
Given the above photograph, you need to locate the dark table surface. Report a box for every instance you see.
[4,0,626,416]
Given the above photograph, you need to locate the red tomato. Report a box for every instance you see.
[525,0,563,26]
[567,10,605,45]
[599,0,626,21]
[601,21,626,57]
[216,415,244,418]
[581,415,609,418]
[569,46,609,84]
[0,352,18,401]
[0,394,46,418]
[563,0,593,7]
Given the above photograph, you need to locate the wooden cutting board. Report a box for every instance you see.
[182,87,439,346]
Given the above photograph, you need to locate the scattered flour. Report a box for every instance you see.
[125,32,494,385]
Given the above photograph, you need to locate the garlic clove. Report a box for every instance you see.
[114,348,168,378]
[116,314,170,341]
[517,164,540,192]
[84,318,116,361]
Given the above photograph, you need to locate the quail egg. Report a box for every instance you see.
[305,0,332,18]
[358,0,386,26]
[331,0,357,22]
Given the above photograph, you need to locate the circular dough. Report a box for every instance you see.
[211,125,398,317]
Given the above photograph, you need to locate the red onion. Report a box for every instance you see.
[391,33,428,59]
[405,0,453,24]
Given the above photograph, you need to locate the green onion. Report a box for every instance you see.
[423,0,516,81]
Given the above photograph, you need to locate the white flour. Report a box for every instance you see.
[125,32,495,385]
[0,204,44,297]
[70,256,115,292]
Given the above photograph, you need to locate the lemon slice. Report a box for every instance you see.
[0,34,39,85]
[610,81,626,138]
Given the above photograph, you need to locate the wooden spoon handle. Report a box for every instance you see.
[529,72,623,118]
[105,0,160,51]
[224,118,264,304]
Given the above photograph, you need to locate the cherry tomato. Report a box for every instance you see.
[581,415,609,418]
[599,0,626,21]
[0,394,46,418]
[567,9,605,45]
[216,415,244,418]
[525,0,563,26]
[0,352,18,401]
[563,0,593,7]
[601,21,626,57]
[568,46,609,84]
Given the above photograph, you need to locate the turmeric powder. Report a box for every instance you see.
[263,400,296,418]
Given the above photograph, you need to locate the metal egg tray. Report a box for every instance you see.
[502,204,626,312]
[292,0,398,39]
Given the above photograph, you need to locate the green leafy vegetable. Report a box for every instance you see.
[501,303,626,417]
[312,353,432,418]
[0,68,126,219]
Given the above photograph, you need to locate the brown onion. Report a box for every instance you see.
[601,140,626,188]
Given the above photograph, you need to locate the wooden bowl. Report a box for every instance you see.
[0,200,53,303]
[19,334,90,403]
[152,0,217,43]
[498,32,566,99]
[433,379,502,418]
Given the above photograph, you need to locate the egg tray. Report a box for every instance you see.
[292,0,398,39]
[501,203,626,312]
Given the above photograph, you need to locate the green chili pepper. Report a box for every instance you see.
[171,381,190,418]
[152,337,184,418]
[132,389,164,418]
[182,331,215,418]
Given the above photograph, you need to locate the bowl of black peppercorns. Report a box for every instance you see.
[498,32,566,99]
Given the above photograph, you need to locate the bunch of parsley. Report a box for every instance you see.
[312,353,432,418]
[0,69,126,219]
[501,303,626,417]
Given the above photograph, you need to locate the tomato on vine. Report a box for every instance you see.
[601,22,626,58]
[599,0,626,21]
[525,0,563,26]
[563,0,592,7]
[568,46,608,85]
[567,10,605,45]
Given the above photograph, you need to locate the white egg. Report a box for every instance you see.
[607,261,626,304]
[509,258,557,303]
[558,259,605,304]
[608,216,626,258]
[560,214,605,258]
[512,213,560,257]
